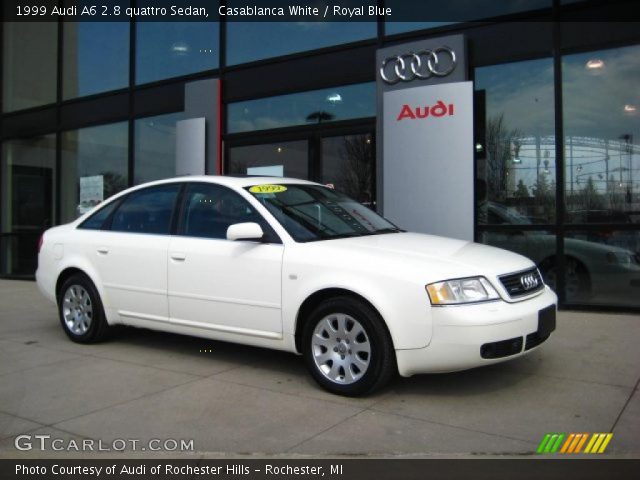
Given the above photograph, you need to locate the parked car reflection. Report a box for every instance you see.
[485,203,640,303]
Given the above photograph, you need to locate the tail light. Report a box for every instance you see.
[37,234,44,254]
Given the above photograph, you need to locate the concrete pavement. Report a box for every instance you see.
[0,279,638,457]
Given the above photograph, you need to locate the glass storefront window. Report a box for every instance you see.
[136,22,218,85]
[385,22,453,36]
[134,112,185,184]
[63,14,130,99]
[563,45,640,224]
[227,141,308,180]
[60,123,129,224]
[228,83,375,134]
[563,231,640,306]
[385,0,550,35]
[475,58,556,225]
[1,135,56,275]
[321,134,375,206]
[226,22,375,66]
[2,22,57,112]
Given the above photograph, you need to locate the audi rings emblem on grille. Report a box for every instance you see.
[520,273,540,291]
[379,47,457,85]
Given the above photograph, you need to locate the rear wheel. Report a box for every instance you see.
[302,296,396,396]
[58,274,110,343]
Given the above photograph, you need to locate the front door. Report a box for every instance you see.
[168,183,284,338]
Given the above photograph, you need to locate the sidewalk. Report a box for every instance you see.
[0,279,638,457]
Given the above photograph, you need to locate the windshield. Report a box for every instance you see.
[245,184,402,242]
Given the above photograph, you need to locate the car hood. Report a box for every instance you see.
[313,232,536,282]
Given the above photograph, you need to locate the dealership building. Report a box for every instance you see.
[1,0,639,311]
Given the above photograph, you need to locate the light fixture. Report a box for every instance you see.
[475,143,484,152]
[585,59,604,70]
[365,137,371,144]
[326,93,342,104]
[171,42,189,55]
[276,147,283,153]
[624,104,637,113]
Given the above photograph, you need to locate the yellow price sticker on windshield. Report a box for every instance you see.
[249,184,287,194]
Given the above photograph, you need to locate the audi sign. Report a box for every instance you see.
[379,47,457,85]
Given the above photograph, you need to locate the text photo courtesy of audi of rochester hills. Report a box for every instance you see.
[0,0,639,479]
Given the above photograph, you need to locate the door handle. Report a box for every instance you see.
[97,247,109,255]
[170,252,186,261]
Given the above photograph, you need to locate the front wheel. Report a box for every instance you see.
[302,296,396,396]
[58,273,111,343]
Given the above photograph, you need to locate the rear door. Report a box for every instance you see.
[89,183,181,323]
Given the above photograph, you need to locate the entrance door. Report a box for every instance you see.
[1,136,56,277]
[225,127,376,207]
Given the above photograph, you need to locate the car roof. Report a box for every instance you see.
[136,175,319,189]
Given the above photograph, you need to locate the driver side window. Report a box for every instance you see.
[179,183,278,242]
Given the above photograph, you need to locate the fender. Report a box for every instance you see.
[283,271,432,351]
[55,255,121,326]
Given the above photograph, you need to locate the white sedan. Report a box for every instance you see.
[36,176,557,396]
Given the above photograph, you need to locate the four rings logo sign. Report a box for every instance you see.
[380,46,457,85]
[520,273,540,291]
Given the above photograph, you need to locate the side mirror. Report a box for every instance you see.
[226,222,264,242]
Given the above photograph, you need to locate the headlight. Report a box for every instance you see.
[605,251,640,266]
[426,277,500,305]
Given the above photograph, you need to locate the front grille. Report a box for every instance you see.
[499,268,544,299]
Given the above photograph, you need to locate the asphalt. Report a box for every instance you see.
[0,279,638,458]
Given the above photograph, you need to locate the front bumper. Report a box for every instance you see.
[396,286,557,377]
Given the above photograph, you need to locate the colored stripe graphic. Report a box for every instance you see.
[541,433,613,454]
[584,433,613,454]
[537,433,565,454]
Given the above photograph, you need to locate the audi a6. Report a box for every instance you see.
[36,176,557,396]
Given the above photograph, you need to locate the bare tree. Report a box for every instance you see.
[338,136,374,203]
[484,114,522,201]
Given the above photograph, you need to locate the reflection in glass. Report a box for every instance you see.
[134,112,185,184]
[226,22,375,66]
[563,45,640,224]
[475,58,556,224]
[228,83,375,134]
[63,17,130,99]
[136,22,218,84]
[563,231,640,307]
[2,22,57,112]
[321,134,375,206]
[227,141,308,180]
[481,229,561,292]
[61,123,129,223]
[1,135,56,275]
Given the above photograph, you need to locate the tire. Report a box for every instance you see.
[58,273,111,343]
[302,296,396,396]
[540,257,591,301]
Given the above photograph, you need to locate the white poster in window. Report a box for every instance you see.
[78,175,104,215]
[247,165,284,177]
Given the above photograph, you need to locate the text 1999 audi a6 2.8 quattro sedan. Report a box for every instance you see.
[37,176,557,396]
